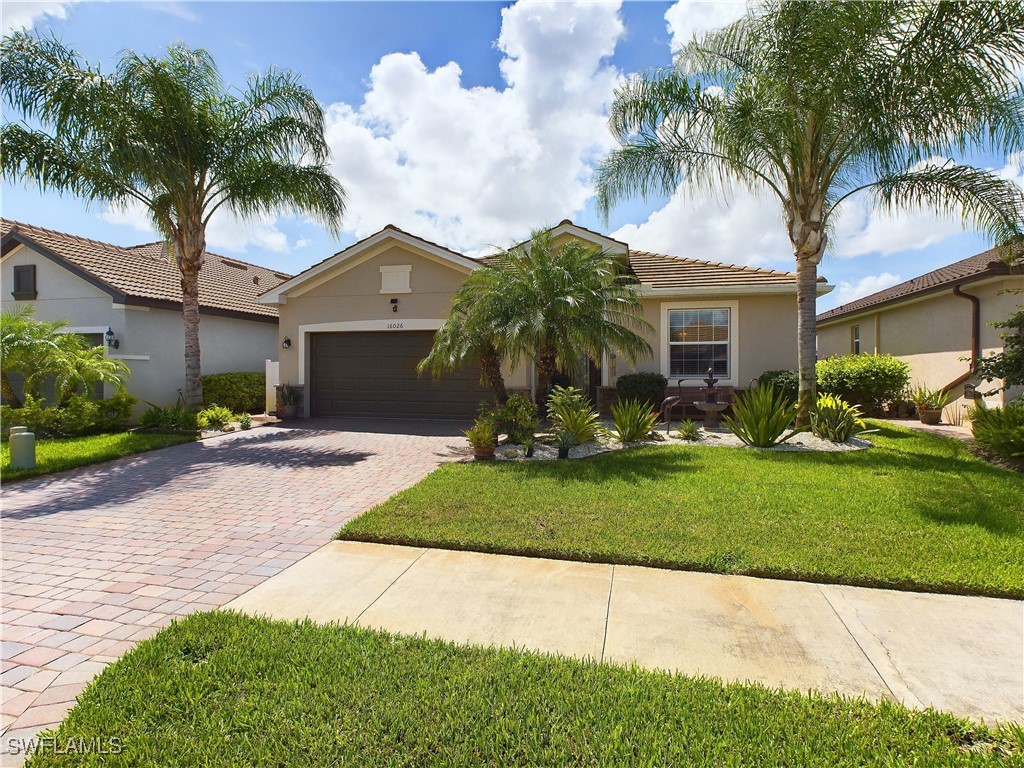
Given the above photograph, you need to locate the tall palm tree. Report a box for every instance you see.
[1,34,346,406]
[491,229,653,405]
[595,1,1024,424]
[1,306,128,406]
[418,266,509,404]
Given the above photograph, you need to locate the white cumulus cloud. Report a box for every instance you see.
[100,203,290,255]
[323,0,625,252]
[664,0,748,51]
[2,1,77,33]
[831,272,903,308]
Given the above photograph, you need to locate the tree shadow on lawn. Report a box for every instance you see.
[3,429,373,519]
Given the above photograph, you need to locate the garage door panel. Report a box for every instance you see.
[310,331,490,419]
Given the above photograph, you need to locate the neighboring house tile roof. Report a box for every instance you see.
[816,249,1020,324]
[627,250,808,289]
[1,219,289,320]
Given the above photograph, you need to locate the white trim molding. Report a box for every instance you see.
[659,300,740,387]
[295,318,447,388]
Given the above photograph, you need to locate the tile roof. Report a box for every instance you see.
[1,219,289,320]
[627,250,806,289]
[816,249,1020,324]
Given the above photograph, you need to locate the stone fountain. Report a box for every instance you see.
[693,367,728,427]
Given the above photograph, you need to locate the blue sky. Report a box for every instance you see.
[3,0,1021,312]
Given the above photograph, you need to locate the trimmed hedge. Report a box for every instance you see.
[202,372,265,414]
[616,372,668,408]
[757,356,910,412]
[1,392,137,438]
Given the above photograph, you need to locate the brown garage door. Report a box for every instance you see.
[310,331,491,419]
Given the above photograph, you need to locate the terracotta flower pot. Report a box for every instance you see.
[277,404,296,420]
[918,408,942,426]
[473,446,496,461]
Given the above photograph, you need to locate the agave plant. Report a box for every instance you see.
[610,398,659,443]
[722,385,805,448]
[547,387,604,445]
[811,394,868,443]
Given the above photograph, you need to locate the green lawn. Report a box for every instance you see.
[340,423,1024,598]
[24,611,1022,767]
[1,432,195,482]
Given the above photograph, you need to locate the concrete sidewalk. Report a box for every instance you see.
[227,541,1023,725]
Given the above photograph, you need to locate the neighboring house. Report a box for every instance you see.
[259,220,833,418]
[1,219,289,416]
[817,250,1024,410]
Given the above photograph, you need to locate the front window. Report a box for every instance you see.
[669,308,730,378]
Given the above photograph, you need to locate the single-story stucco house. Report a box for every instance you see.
[1,219,288,416]
[817,249,1023,410]
[259,220,833,418]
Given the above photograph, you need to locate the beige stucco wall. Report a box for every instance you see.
[2,244,279,417]
[817,275,1024,409]
[276,242,531,398]
[607,293,799,388]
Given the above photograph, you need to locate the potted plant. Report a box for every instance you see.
[556,429,573,460]
[277,384,299,420]
[464,418,498,461]
[907,384,954,426]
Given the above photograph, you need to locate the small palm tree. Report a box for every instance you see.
[1,34,346,406]
[1,306,128,406]
[595,1,1024,424]
[418,267,509,404]
[492,229,653,405]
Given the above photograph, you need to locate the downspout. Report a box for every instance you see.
[943,284,981,393]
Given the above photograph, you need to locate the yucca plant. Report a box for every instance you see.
[547,386,604,445]
[676,419,701,441]
[970,402,1024,458]
[811,394,868,443]
[722,385,805,448]
[610,398,658,443]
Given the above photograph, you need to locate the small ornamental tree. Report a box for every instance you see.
[976,304,1024,395]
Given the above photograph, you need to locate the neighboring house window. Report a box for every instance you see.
[668,308,730,378]
[851,325,861,354]
[380,265,412,294]
[11,264,37,300]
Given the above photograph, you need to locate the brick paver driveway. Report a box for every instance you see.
[1,419,465,755]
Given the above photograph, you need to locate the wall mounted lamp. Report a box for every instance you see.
[104,327,120,350]
[282,337,292,349]
[390,298,399,313]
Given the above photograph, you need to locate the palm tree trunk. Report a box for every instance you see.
[176,220,207,408]
[1,371,22,408]
[794,252,821,427]
[479,345,508,404]
[536,343,558,408]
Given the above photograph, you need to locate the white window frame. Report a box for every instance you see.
[660,300,739,386]
[380,265,412,294]
[851,324,861,354]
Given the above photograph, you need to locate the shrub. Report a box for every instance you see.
[139,400,199,432]
[722,385,805,448]
[756,370,799,404]
[816,355,910,412]
[197,405,235,429]
[970,402,1024,459]
[676,419,701,441]
[547,386,603,445]
[1,391,136,437]
[615,373,667,409]
[201,372,265,414]
[811,394,868,442]
[496,394,538,444]
[610,398,659,443]
[239,413,253,430]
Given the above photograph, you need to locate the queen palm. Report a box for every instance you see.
[595,1,1024,424]
[1,34,345,406]
[490,229,653,405]
[418,266,509,404]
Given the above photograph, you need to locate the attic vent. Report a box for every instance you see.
[11,264,37,300]
[380,265,412,294]
[272,273,289,281]
[222,259,248,270]
[253,275,260,285]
